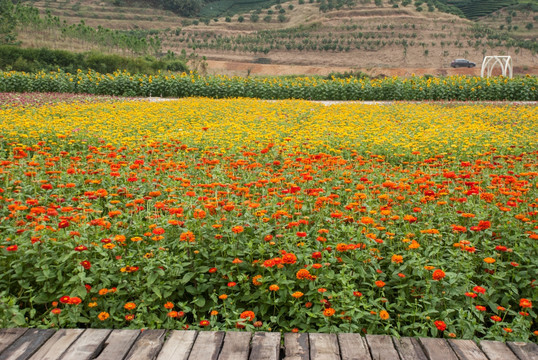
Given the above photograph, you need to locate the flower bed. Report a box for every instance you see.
[0,98,536,342]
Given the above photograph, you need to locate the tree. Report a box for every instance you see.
[0,0,17,44]
[162,0,203,17]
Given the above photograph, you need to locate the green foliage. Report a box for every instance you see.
[0,46,188,74]
[0,0,17,45]
[436,0,520,19]
[0,71,536,101]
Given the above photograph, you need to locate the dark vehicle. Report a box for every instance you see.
[451,59,476,68]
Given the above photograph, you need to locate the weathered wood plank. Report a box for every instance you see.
[249,332,280,360]
[124,329,166,360]
[28,329,84,360]
[156,330,197,360]
[448,339,489,360]
[188,331,225,360]
[218,331,252,360]
[337,333,371,360]
[0,328,28,354]
[93,329,141,360]
[448,339,488,360]
[309,333,339,360]
[393,337,427,360]
[365,335,400,360]
[60,329,111,360]
[419,338,458,360]
[507,342,538,360]
[283,333,309,360]
[478,340,519,360]
[0,329,55,360]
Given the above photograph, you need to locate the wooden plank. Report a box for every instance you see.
[309,333,339,360]
[188,331,225,360]
[93,329,141,360]
[393,337,427,360]
[507,342,538,360]
[28,329,84,360]
[365,335,400,360]
[283,333,309,360]
[156,330,197,360]
[124,329,166,360]
[478,340,519,360]
[337,333,371,360]
[60,329,111,360]
[249,332,280,360]
[448,339,489,360]
[0,329,55,360]
[0,329,28,354]
[218,332,252,360]
[419,338,458,360]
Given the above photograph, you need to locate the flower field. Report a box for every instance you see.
[1,70,537,101]
[0,96,536,342]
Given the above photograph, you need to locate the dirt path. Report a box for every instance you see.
[204,60,538,77]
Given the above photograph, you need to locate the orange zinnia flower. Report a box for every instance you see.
[323,308,335,317]
[240,310,255,321]
[164,302,174,309]
[231,225,244,234]
[98,312,109,321]
[379,310,389,320]
[375,280,385,288]
[124,302,136,311]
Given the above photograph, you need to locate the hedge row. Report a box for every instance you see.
[0,70,536,101]
[0,46,188,75]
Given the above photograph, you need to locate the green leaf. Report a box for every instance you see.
[194,297,205,308]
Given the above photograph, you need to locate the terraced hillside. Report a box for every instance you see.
[15,0,538,75]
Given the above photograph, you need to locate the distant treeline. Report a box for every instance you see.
[0,46,188,74]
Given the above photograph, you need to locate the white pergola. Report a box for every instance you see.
[481,56,513,78]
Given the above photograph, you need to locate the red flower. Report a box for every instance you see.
[58,220,70,229]
[80,260,91,270]
[59,296,71,304]
[353,291,363,297]
[432,269,445,281]
[434,320,446,331]
[6,245,18,252]
[200,320,210,326]
[451,225,467,233]
[465,292,477,298]
[473,286,486,294]
[227,282,237,287]
[208,267,217,273]
[152,228,165,235]
[490,315,502,322]
[68,297,82,305]
[519,298,532,308]
[296,232,307,237]
[312,251,322,259]
[475,305,486,312]
[74,245,88,252]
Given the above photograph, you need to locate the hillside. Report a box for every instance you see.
[12,0,538,76]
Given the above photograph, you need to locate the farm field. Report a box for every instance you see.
[0,95,536,342]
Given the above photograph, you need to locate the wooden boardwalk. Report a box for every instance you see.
[0,328,537,360]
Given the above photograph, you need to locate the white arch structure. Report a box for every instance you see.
[481,56,513,78]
